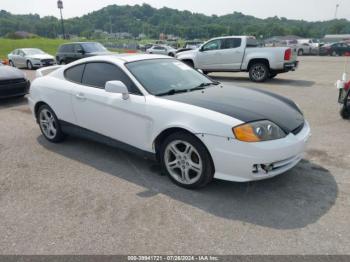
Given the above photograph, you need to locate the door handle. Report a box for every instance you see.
[75,93,86,101]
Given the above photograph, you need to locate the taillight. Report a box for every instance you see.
[284,48,292,60]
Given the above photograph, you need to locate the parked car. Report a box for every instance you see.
[56,42,111,65]
[319,42,350,56]
[176,36,298,82]
[29,54,310,189]
[8,48,56,70]
[176,41,203,54]
[146,45,177,57]
[0,63,30,98]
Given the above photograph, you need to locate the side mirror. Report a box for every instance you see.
[77,49,85,54]
[105,81,129,100]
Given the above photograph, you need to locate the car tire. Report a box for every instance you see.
[340,107,350,119]
[27,60,34,70]
[9,60,15,67]
[168,53,175,57]
[298,49,304,56]
[160,131,214,189]
[249,63,269,82]
[37,104,65,143]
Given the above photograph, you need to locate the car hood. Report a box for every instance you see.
[162,85,304,133]
[86,51,113,56]
[177,49,197,56]
[0,65,25,80]
[27,54,54,60]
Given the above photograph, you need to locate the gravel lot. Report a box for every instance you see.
[0,56,349,255]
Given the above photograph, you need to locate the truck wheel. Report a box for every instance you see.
[249,63,269,82]
[298,49,304,56]
[340,107,350,119]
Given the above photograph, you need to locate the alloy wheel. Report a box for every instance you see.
[27,61,33,70]
[164,140,203,185]
[39,109,57,139]
[251,65,266,81]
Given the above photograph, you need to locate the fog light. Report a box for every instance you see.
[261,164,274,173]
[252,163,274,174]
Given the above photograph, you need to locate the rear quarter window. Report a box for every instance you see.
[81,62,141,95]
[64,64,86,83]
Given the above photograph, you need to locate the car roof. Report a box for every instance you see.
[68,54,171,65]
[60,42,99,46]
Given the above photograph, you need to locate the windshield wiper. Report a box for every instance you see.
[189,81,220,91]
[156,81,221,97]
[156,89,189,96]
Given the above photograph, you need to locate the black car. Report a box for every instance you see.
[0,63,30,98]
[55,42,111,65]
[319,42,350,56]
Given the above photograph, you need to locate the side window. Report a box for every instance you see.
[64,64,85,83]
[74,44,83,53]
[59,45,67,52]
[63,45,74,53]
[221,38,242,49]
[81,62,141,95]
[202,40,221,51]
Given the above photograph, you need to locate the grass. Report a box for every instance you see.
[0,38,142,61]
[0,38,70,60]
[0,37,185,61]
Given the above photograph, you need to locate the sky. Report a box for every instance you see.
[0,0,349,21]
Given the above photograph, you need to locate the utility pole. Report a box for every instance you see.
[334,4,340,19]
[57,0,66,39]
[109,16,113,34]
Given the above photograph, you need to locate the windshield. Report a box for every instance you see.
[23,48,45,55]
[81,42,107,53]
[126,59,213,96]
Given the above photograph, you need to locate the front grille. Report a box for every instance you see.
[0,78,26,86]
[0,79,29,97]
[291,122,305,135]
[41,59,54,63]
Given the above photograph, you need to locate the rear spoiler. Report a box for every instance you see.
[36,65,63,78]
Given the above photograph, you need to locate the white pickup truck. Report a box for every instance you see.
[176,36,298,82]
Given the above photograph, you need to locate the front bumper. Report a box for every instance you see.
[32,60,56,68]
[0,79,30,98]
[198,121,311,182]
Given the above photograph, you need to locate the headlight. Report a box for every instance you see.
[233,120,286,142]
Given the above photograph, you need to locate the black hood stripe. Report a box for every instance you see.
[162,86,304,133]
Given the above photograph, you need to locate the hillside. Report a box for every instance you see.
[1,4,350,39]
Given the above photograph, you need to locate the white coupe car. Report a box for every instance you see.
[28,54,311,189]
